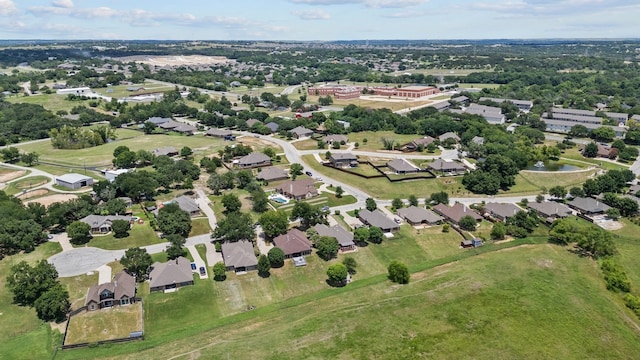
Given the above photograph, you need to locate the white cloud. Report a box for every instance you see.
[382,10,427,18]
[0,0,19,16]
[289,0,425,6]
[468,0,639,14]
[52,0,74,9]
[292,9,331,20]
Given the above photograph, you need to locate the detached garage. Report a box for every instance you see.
[55,173,94,190]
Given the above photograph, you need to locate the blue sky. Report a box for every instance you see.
[0,0,638,40]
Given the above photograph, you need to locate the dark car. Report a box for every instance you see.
[305,171,313,177]
[191,263,197,271]
[199,267,206,276]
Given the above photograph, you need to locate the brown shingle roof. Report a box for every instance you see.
[149,256,193,289]
[275,178,318,198]
[273,229,312,256]
[433,203,482,223]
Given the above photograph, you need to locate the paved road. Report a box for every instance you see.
[281,85,301,95]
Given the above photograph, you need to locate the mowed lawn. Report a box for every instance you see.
[303,154,464,199]
[508,168,598,195]
[15,132,226,167]
[58,244,640,360]
[64,303,144,345]
[0,242,62,360]
[83,223,161,250]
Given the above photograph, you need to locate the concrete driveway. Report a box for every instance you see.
[187,245,208,279]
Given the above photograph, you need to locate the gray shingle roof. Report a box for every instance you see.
[433,203,482,223]
[568,197,611,214]
[221,240,258,269]
[484,202,523,219]
[527,201,573,218]
[358,209,399,230]
[387,158,419,173]
[149,256,193,289]
[256,167,289,181]
[397,206,443,224]
[314,224,355,247]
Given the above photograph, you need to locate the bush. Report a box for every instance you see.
[268,247,285,268]
[213,262,226,281]
[388,260,410,284]
[326,263,348,285]
[600,259,630,293]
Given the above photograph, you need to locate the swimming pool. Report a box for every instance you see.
[269,194,290,204]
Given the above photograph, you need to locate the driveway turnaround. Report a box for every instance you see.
[49,247,125,277]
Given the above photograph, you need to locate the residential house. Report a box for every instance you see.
[246,118,262,128]
[153,146,178,157]
[55,173,94,190]
[149,256,194,292]
[438,132,460,143]
[158,120,181,130]
[85,271,136,311]
[290,126,313,139]
[427,159,466,175]
[358,209,400,233]
[387,158,419,174]
[314,223,356,252]
[171,195,201,217]
[236,152,272,169]
[449,95,470,106]
[221,240,258,273]
[578,143,617,158]
[275,178,318,200]
[173,123,197,135]
[400,136,435,152]
[567,197,611,215]
[527,201,573,222]
[273,229,313,259]
[80,214,132,234]
[484,202,523,221]
[206,128,232,138]
[471,136,484,145]
[104,168,132,182]
[256,167,289,182]
[323,134,348,144]
[433,203,482,225]
[396,206,443,225]
[329,153,358,168]
[265,122,280,133]
[145,116,173,125]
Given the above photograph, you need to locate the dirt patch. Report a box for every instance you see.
[16,189,49,200]
[0,170,26,182]
[24,193,77,206]
[116,55,233,67]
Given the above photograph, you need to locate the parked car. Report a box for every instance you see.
[321,206,330,213]
[305,171,313,176]
[191,263,197,271]
[199,267,206,276]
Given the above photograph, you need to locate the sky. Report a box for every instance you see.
[0,0,639,41]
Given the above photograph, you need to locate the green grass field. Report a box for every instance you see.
[15,131,225,167]
[54,243,640,360]
[189,218,212,237]
[83,224,161,250]
[3,175,50,195]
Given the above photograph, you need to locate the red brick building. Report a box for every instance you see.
[395,86,440,98]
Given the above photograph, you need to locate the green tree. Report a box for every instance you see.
[490,222,506,240]
[606,208,621,220]
[365,197,377,211]
[289,163,304,180]
[251,189,269,213]
[66,221,92,245]
[583,142,599,158]
[335,186,344,198]
[157,203,192,237]
[1,147,21,162]
[290,201,327,230]
[458,215,477,231]
[212,212,255,242]
[429,191,449,205]
[221,193,242,214]
[408,195,418,207]
[111,219,131,238]
[259,210,289,240]
[368,226,384,244]
[326,263,348,285]
[268,247,285,268]
[213,261,227,281]
[143,121,157,134]
[354,227,369,245]
[569,187,585,198]
[120,247,153,281]
[342,257,357,275]
[258,254,271,277]
[549,186,566,199]
[316,236,339,261]
[392,198,404,210]
[180,146,193,159]
[33,283,70,322]
[388,260,410,284]
[20,152,39,166]
[165,234,186,260]
[6,260,59,306]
